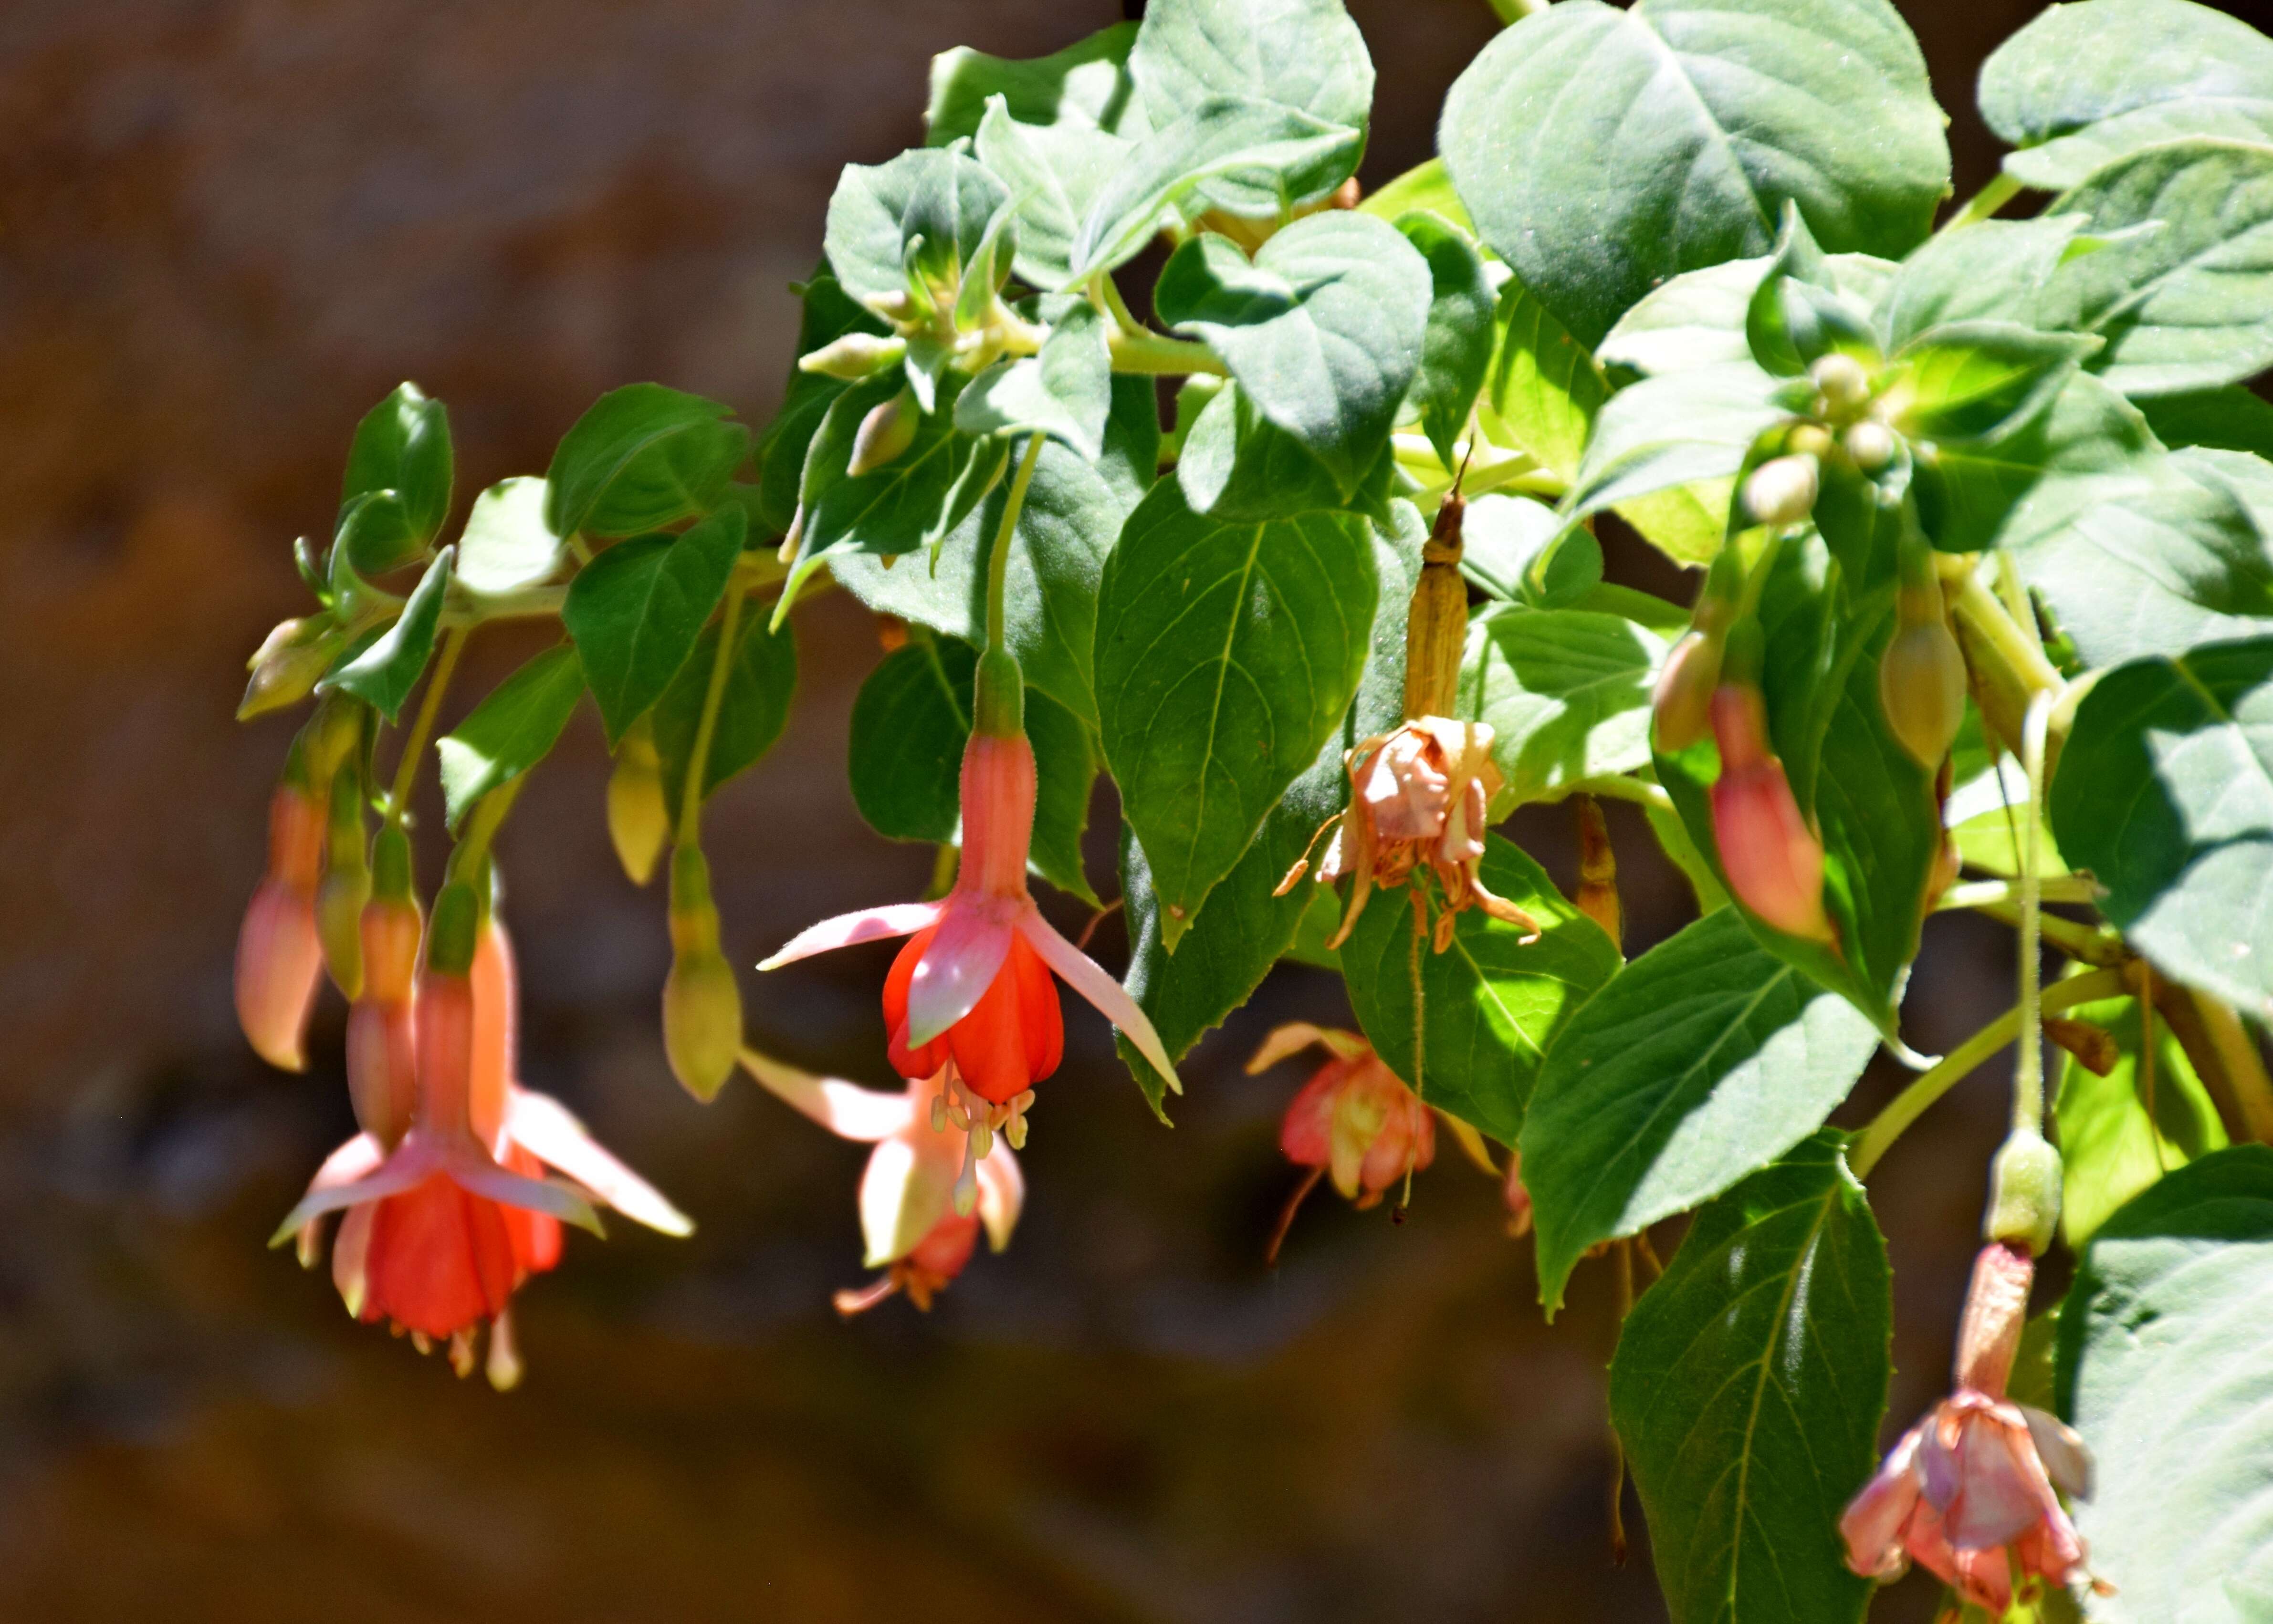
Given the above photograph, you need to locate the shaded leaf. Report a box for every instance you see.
[436,644,585,828]
[319,548,453,724]
[1396,210,1496,470]
[342,382,453,551]
[2053,987,2227,1248]
[547,384,750,539]
[649,611,798,804]
[561,507,745,744]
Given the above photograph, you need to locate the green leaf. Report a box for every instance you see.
[757,272,890,536]
[649,611,798,804]
[1396,211,1497,470]
[1912,372,2159,554]
[1608,1132,1888,1624]
[973,97,1136,291]
[1477,275,1606,483]
[334,489,422,579]
[546,384,750,540]
[1154,212,1431,498]
[1456,601,1668,809]
[1128,0,1370,216]
[1173,380,1395,522]
[1599,252,1896,379]
[1980,0,2273,191]
[1440,0,1948,348]
[1113,512,1423,1113]
[342,382,453,550]
[2048,637,2273,1021]
[1094,480,1378,951]
[1745,203,1880,379]
[561,506,745,745]
[2043,138,2273,396]
[1359,157,1472,233]
[1098,374,1163,512]
[828,439,1122,729]
[2141,385,2273,458]
[1339,833,1621,1146]
[2054,1144,2273,1618]
[792,372,986,592]
[1566,361,1783,525]
[1456,494,1602,607]
[926,21,1142,147]
[2053,987,2228,1248]
[319,547,453,723]
[1875,216,2088,351]
[822,147,1010,312]
[435,644,585,829]
[1066,96,1362,284]
[954,304,1112,460]
[1883,320,2101,443]
[454,477,564,596]
[1524,910,1880,1312]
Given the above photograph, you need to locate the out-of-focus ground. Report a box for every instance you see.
[0,0,2116,1618]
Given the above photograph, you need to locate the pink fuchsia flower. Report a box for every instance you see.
[740,1048,1021,1315]
[1841,1243,2097,1614]
[234,783,326,1071]
[1708,684,1832,942]
[760,727,1178,1136]
[1248,1023,1439,1262]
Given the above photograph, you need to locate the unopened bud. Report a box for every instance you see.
[608,719,670,886]
[1654,628,1725,753]
[1985,1127,2063,1257]
[1573,795,1621,950]
[239,617,346,720]
[1785,423,1834,462]
[1878,618,1967,767]
[848,388,918,477]
[234,784,327,1071]
[665,846,740,1100]
[1503,1149,1533,1239]
[1844,419,1897,473]
[316,768,371,996]
[347,882,422,1145]
[1810,352,1871,416]
[1709,687,1831,942]
[798,331,906,381]
[1741,455,1820,528]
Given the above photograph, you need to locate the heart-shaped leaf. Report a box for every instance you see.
[562,506,745,744]
[1456,601,1667,809]
[547,384,750,540]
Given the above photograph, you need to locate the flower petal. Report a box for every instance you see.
[505,1089,694,1237]
[904,904,1016,1049]
[1245,1022,1369,1075]
[332,1201,376,1319]
[739,1047,914,1142]
[858,1132,960,1268]
[1017,913,1181,1093]
[758,902,941,970]
[1841,1424,1925,1578]
[269,1137,444,1244]
[2020,1404,2095,1502]
[974,1144,1023,1253]
[442,1144,607,1237]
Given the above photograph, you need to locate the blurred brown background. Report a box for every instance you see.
[0,0,2151,1618]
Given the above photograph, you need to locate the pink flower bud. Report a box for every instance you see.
[346,895,422,1145]
[1709,687,1831,942]
[234,786,327,1071]
[1653,628,1724,753]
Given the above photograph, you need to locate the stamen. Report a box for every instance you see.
[449,1328,477,1379]
[410,1331,433,1356]
[930,1092,947,1133]
[1265,1166,1326,1266]
[832,1274,901,1317]
[486,1312,524,1392]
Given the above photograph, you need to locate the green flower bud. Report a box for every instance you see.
[316,766,372,997]
[1785,423,1834,462]
[664,845,739,1101]
[848,387,918,477]
[1741,454,1820,528]
[1879,618,1967,767]
[1985,1127,2063,1257]
[797,332,906,381]
[239,616,344,720]
[1810,352,1872,416]
[608,718,671,886]
[1844,418,1897,473]
[1653,628,1724,752]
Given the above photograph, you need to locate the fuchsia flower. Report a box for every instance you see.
[1248,1023,1438,1261]
[741,1049,1021,1314]
[761,727,1178,1158]
[281,913,689,1384]
[234,783,327,1071]
[1708,684,1832,942]
[1841,1243,2097,1613]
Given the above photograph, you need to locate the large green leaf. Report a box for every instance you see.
[2055,1145,2273,1620]
[2053,987,2228,1248]
[454,477,565,596]
[1113,513,1422,1113]
[1153,212,1430,498]
[926,21,1142,147]
[1094,481,1378,950]
[821,147,1009,312]
[2049,637,2273,1021]
[436,643,586,828]
[1440,0,1948,348]
[1524,910,1880,1312]
[954,304,1112,461]
[1875,216,2087,351]
[1598,252,1896,378]
[2043,138,2273,396]
[1608,1133,1888,1624]
[1980,0,2273,191]
[1173,380,1395,522]
[2142,386,2273,459]
[341,383,453,559]
[972,100,1135,293]
[1477,275,1606,483]
[561,507,745,745]
[1566,361,1782,524]
[318,547,453,724]
[546,384,750,540]
[1396,211,1497,470]
[1912,372,2160,555]
[649,611,798,806]
[1456,602,1667,809]
[828,440,1121,729]
[1339,834,1620,1146]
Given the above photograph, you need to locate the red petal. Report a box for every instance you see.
[363,1173,520,1338]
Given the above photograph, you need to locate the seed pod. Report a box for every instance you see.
[1709,686,1832,942]
[848,387,919,477]
[1741,455,1820,528]
[797,331,906,381]
[607,718,670,886]
[664,846,741,1101]
[1984,1127,2063,1257]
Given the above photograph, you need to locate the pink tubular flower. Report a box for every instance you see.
[1841,1244,2096,1613]
[1708,685,1832,942]
[760,728,1178,1146]
[235,783,326,1071]
[741,1048,1021,1315]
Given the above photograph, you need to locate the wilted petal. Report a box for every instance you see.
[904,904,1017,1049]
[1018,913,1180,1093]
[974,1143,1024,1253]
[1246,1023,1370,1074]
[505,1089,693,1237]
[1842,1426,1926,1579]
[859,1132,961,1268]
[1941,1405,2054,1551]
[2020,1404,2094,1501]
[759,902,942,970]
[738,1048,913,1142]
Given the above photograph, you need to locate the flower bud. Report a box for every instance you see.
[1654,628,1725,752]
[847,387,918,477]
[608,718,671,887]
[234,784,327,1071]
[1741,455,1820,528]
[1709,687,1832,941]
[1984,1127,2063,1258]
[1785,423,1834,462]
[316,768,371,997]
[665,846,741,1101]
[347,829,422,1144]
[1843,419,1897,473]
[797,331,906,381]
[1878,617,1967,767]
[238,616,343,720]
[1810,352,1871,416]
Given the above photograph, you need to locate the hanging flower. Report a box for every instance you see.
[1708,684,1832,942]
[1840,1243,2097,1613]
[760,726,1179,1152]
[1248,1023,1438,1262]
[741,1048,1021,1315]
[234,782,326,1072]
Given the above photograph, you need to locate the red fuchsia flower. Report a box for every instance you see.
[1841,1243,2097,1614]
[760,727,1178,1162]
[234,782,326,1071]
[1247,1023,1437,1261]
[1708,684,1833,942]
[281,902,687,1385]
[741,1048,1021,1315]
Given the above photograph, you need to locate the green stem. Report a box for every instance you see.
[384,625,469,828]
[1939,172,2022,235]
[450,771,528,885]
[1108,330,1228,376]
[1850,966,2130,1179]
[677,586,747,847]
[1935,877,2101,912]
[1966,898,2129,968]
[2014,691,2052,1136]
[1550,775,1675,813]
[987,433,1047,655]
